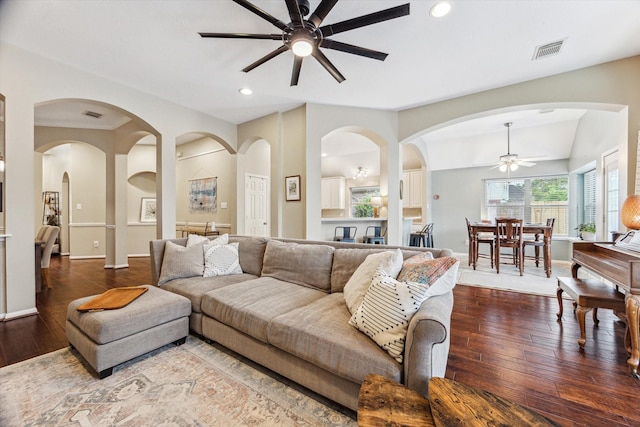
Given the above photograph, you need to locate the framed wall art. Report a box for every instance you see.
[140,197,157,222]
[285,175,301,202]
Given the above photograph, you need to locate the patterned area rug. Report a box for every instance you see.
[0,336,356,426]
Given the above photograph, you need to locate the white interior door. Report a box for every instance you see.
[245,174,269,237]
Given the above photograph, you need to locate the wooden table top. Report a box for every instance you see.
[357,374,434,426]
[429,377,560,426]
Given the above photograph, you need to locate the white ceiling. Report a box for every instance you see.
[2,0,639,167]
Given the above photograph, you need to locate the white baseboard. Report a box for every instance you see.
[3,307,38,321]
[69,255,106,260]
[104,264,129,269]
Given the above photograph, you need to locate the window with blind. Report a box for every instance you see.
[583,169,597,225]
[484,175,569,235]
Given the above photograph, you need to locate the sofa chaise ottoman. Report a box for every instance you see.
[66,284,191,378]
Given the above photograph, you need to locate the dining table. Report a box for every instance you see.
[469,222,553,278]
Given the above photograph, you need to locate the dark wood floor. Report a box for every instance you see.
[1,255,639,426]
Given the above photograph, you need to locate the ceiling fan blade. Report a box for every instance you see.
[284,0,304,27]
[199,32,282,40]
[242,45,289,73]
[232,0,289,31]
[518,161,536,167]
[312,49,345,83]
[320,39,388,61]
[308,0,339,28]
[488,164,502,170]
[290,55,303,86]
[319,3,410,37]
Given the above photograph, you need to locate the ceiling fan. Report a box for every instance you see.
[490,122,537,172]
[199,0,410,86]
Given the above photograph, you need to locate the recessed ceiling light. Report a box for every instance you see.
[239,87,253,95]
[430,1,451,18]
[321,153,328,157]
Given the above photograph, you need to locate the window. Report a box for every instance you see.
[484,175,569,235]
[583,169,597,226]
[350,186,380,218]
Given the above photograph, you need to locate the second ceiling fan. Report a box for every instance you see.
[490,122,539,172]
[199,0,410,86]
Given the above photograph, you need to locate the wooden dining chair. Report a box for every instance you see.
[41,226,60,288]
[523,218,555,268]
[495,218,524,276]
[465,218,494,268]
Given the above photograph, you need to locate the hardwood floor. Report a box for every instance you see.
[1,255,638,426]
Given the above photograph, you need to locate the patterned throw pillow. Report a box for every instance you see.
[203,242,243,277]
[350,256,459,362]
[396,252,435,283]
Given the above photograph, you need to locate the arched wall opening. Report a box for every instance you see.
[318,126,404,242]
[402,102,629,259]
[236,136,273,237]
[175,132,237,236]
[34,98,160,266]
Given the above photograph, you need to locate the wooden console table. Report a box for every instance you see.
[357,374,559,426]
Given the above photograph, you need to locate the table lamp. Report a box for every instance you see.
[621,194,640,229]
[370,196,383,218]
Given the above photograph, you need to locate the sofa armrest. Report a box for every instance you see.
[403,290,454,397]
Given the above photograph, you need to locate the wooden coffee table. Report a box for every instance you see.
[358,374,560,426]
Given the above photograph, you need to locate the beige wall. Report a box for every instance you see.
[281,107,306,238]
[175,137,236,234]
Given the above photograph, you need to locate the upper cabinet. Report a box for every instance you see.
[402,169,423,209]
[321,177,346,210]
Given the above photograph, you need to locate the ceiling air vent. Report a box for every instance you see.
[532,39,565,60]
[83,110,103,119]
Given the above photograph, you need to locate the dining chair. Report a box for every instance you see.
[523,218,555,268]
[363,226,386,244]
[465,218,494,268]
[334,226,357,243]
[40,226,60,288]
[495,218,524,276]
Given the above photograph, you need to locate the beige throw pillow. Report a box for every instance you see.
[158,241,206,285]
[343,249,403,314]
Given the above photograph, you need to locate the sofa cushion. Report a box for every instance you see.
[229,236,269,276]
[350,257,459,362]
[158,241,205,285]
[201,277,326,342]
[267,293,401,384]
[159,273,258,313]
[331,248,427,293]
[203,242,243,277]
[261,240,334,292]
[343,249,403,314]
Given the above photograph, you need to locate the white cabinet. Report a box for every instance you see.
[321,177,346,209]
[402,169,423,208]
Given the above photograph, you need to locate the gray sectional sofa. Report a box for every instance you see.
[149,235,456,411]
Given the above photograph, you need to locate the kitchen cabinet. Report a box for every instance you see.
[402,169,423,208]
[321,177,345,209]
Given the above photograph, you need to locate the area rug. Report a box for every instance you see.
[0,337,356,426]
[454,253,573,297]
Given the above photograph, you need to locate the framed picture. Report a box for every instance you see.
[285,175,301,201]
[140,197,157,222]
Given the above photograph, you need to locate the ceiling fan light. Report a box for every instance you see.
[292,39,313,57]
[510,163,518,171]
[499,164,507,172]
